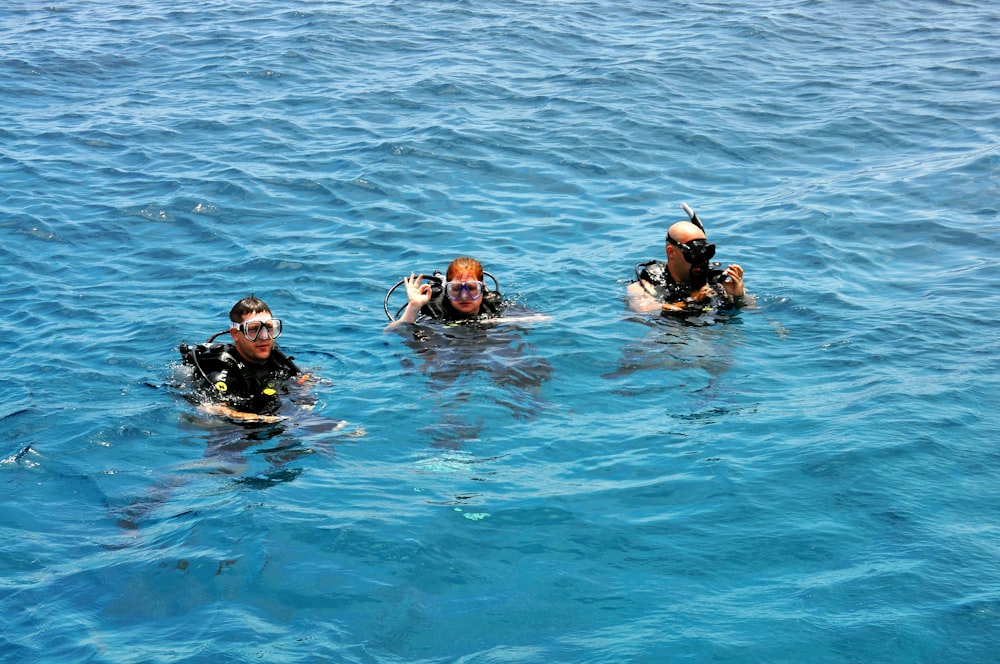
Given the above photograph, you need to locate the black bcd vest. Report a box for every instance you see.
[179,341,300,414]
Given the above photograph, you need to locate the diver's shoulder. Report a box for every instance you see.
[180,341,240,367]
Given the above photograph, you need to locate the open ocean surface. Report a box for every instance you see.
[2,1,999,661]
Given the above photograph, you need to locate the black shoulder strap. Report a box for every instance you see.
[635,259,665,285]
[269,345,301,375]
[180,342,240,387]
[634,260,693,303]
[480,289,504,316]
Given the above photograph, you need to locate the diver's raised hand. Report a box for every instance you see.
[720,264,745,299]
[404,273,433,308]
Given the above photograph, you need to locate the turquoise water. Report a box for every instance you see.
[2,0,999,661]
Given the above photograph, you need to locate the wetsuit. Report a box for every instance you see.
[180,342,301,415]
[634,260,732,310]
[420,283,505,322]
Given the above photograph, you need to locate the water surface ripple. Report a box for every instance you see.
[2,1,998,661]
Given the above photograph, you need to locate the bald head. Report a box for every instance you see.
[664,221,712,282]
[667,221,706,244]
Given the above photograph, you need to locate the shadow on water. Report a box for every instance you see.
[0,405,35,467]
[0,383,35,463]
[395,319,552,449]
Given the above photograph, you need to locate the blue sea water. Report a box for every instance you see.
[2,0,999,661]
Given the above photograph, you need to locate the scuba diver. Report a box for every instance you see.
[627,203,747,314]
[382,257,552,447]
[383,256,505,330]
[179,296,309,422]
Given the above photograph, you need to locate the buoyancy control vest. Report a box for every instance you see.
[634,259,728,306]
[179,340,300,414]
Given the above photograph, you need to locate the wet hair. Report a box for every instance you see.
[229,295,271,323]
[446,256,484,281]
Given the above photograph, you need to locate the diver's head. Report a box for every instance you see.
[230,295,271,324]
[229,295,280,363]
[666,221,716,285]
[445,257,485,317]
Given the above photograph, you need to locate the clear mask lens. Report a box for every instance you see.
[238,318,282,340]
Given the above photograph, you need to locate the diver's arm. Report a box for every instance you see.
[383,302,422,332]
[396,301,423,325]
[284,371,317,411]
[197,367,286,422]
[626,280,665,313]
[199,402,285,423]
[667,284,724,312]
[659,301,690,312]
[384,273,432,331]
[478,303,552,325]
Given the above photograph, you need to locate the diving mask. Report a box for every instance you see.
[444,280,484,301]
[232,318,282,341]
[667,236,716,266]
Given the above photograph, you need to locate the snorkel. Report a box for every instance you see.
[680,202,705,233]
[678,202,719,289]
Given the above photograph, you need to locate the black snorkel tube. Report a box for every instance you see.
[680,202,705,232]
[678,202,723,289]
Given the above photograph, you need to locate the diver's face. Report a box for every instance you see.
[447,270,483,316]
[666,243,693,281]
[667,232,710,283]
[231,311,275,363]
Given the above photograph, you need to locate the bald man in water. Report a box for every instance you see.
[627,220,746,313]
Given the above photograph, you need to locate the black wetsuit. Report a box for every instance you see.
[634,260,731,310]
[180,342,301,415]
[420,286,505,322]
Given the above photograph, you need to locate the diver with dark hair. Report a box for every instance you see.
[384,256,505,330]
[179,296,309,422]
[627,203,747,314]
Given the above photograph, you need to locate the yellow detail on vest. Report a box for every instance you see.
[263,387,277,396]
[214,381,228,392]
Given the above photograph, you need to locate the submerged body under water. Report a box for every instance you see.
[397,317,554,446]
